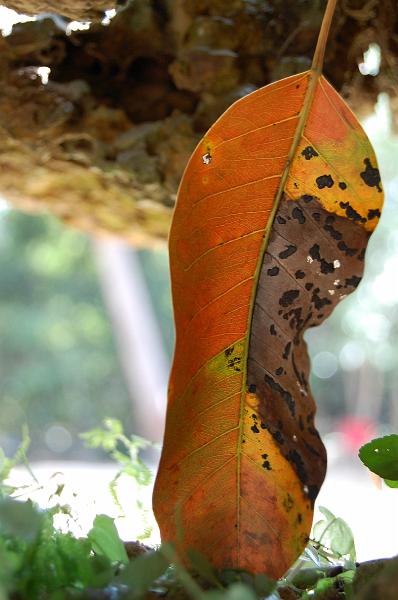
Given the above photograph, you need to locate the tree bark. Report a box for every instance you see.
[0,0,397,243]
[2,1,115,20]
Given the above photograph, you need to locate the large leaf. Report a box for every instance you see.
[153,0,383,579]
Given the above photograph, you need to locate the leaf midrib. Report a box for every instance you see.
[235,67,323,562]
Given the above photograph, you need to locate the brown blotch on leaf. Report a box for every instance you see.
[247,193,370,507]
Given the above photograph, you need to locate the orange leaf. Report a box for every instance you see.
[153,0,383,578]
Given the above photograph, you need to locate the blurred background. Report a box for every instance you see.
[0,5,397,563]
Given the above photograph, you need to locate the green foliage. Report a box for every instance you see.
[0,498,116,599]
[81,418,152,487]
[358,434,398,486]
[81,419,153,528]
[312,507,356,566]
[0,211,131,457]
[88,515,128,565]
[0,497,43,541]
[116,547,170,596]
[0,425,32,498]
[1,426,395,600]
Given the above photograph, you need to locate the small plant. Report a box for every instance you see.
[1,425,398,598]
[81,418,155,540]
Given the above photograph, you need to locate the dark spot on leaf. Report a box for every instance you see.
[251,424,259,434]
[248,384,256,393]
[292,207,306,224]
[309,244,335,274]
[367,208,381,220]
[305,282,313,291]
[307,426,320,438]
[301,146,319,160]
[283,493,294,512]
[295,270,305,279]
[309,244,320,260]
[306,485,319,504]
[275,366,283,376]
[339,182,347,190]
[324,218,343,241]
[283,342,291,359]
[358,248,365,261]
[279,289,300,307]
[345,275,361,288]
[271,430,284,444]
[227,356,241,372]
[279,245,297,259]
[287,307,303,330]
[262,460,272,470]
[224,346,234,357]
[316,174,334,189]
[277,216,286,225]
[311,287,332,310]
[297,513,303,524]
[301,194,314,203]
[292,351,306,386]
[312,212,320,221]
[264,374,295,416]
[267,266,279,276]
[340,201,366,224]
[337,240,357,256]
[304,440,322,457]
[287,449,308,484]
[360,158,382,192]
[270,324,277,336]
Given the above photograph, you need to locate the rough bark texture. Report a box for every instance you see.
[2,0,116,20]
[0,0,397,242]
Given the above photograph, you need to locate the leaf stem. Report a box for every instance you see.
[312,0,338,73]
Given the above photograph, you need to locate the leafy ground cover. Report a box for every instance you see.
[0,423,397,600]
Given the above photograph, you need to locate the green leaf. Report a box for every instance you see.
[359,435,398,479]
[117,549,169,595]
[0,498,43,541]
[313,507,356,563]
[384,478,398,488]
[187,548,221,587]
[0,425,32,495]
[253,573,276,596]
[203,583,258,600]
[88,515,128,565]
